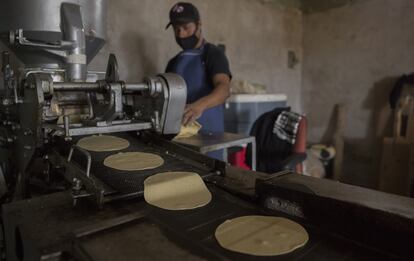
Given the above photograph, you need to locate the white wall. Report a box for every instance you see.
[89,0,303,111]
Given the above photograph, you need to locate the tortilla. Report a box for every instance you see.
[144,171,212,210]
[103,152,164,171]
[174,121,202,139]
[215,215,308,256]
[77,135,129,152]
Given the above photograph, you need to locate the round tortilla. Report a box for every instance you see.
[144,171,212,210]
[215,215,308,256]
[103,152,164,171]
[77,135,129,152]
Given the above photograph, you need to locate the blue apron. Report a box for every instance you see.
[172,45,224,160]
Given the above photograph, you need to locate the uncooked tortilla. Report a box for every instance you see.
[77,135,129,152]
[215,215,308,256]
[103,152,164,171]
[144,171,212,210]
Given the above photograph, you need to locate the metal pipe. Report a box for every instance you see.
[53,82,149,92]
[53,82,101,91]
[2,51,9,73]
[61,3,86,81]
[64,115,70,138]
[123,83,148,92]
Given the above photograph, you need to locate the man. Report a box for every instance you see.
[165,2,232,159]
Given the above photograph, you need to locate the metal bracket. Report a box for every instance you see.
[90,83,124,122]
[67,145,91,178]
[11,29,76,51]
[105,54,119,83]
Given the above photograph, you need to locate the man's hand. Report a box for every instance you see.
[183,101,206,126]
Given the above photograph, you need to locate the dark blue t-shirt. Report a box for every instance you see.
[165,42,232,87]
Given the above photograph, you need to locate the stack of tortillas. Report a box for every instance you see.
[215,215,309,256]
[174,121,202,139]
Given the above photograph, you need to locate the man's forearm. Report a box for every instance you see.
[182,74,231,126]
[195,82,230,109]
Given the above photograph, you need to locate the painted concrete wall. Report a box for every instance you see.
[87,0,303,111]
[266,0,359,14]
[302,0,414,187]
[0,0,303,110]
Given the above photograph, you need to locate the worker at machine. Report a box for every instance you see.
[165,2,232,159]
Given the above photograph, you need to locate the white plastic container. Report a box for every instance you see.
[224,94,287,134]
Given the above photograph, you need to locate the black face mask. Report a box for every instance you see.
[176,31,199,50]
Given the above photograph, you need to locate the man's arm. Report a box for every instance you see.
[182,73,231,126]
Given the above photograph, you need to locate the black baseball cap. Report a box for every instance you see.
[165,2,200,30]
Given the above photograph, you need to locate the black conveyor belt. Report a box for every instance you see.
[2,183,399,260]
[73,185,398,260]
[60,133,212,195]
[37,133,406,260]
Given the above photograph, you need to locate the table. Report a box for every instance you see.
[174,132,256,171]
